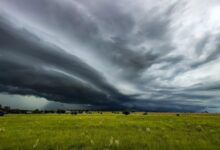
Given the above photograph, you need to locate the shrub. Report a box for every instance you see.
[196,125,203,132]
[85,111,92,114]
[98,111,103,114]
[143,112,148,115]
[122,111,130,115]
[176,113,180,116]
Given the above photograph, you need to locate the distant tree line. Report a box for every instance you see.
[0,105,105,115]
[0,104,162,116]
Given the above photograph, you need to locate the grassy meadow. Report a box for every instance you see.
[0,113,220,150]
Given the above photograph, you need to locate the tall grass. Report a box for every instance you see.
[0,113,220,150]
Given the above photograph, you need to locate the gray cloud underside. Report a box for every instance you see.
[0,0,220,111]
[0,16,131,108]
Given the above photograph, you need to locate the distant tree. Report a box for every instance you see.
[21,110,28,114]
[44,110,55,114]
[71,111,78,115]
[112,111,120,114]
[122,111,130,115]
[4,106,10,113]
[33,109,41,114]
[143,112,148,115]
[57,109,65,114]
[9,109,20,114]
[44,110,49,114]
[77,110,83,114]
[50,110,55,113]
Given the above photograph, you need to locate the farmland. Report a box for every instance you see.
[0,113,220,150]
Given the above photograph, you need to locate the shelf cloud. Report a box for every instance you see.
[0,0,220,111]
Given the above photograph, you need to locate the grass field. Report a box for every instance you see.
[0,113,220,150]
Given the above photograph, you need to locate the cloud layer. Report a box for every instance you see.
[0,0,220,111]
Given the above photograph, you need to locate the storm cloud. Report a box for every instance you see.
[0,0,220,111]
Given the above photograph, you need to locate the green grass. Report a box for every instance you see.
[0,113,220,150]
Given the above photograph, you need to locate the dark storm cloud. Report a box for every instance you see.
[123,100,205,112]
[0,0,220,111]
[0,0,172,75]
[0,15,130,106]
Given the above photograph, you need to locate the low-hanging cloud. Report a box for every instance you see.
[0,0,220,111]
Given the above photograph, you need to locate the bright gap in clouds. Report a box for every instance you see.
[209,6,220,26]
[0,93,49,110]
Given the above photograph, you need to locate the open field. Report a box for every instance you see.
[0,113,220,150]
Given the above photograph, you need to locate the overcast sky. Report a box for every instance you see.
[0,0,220,112]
